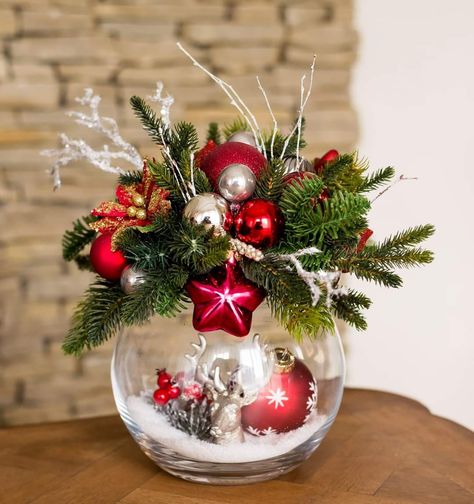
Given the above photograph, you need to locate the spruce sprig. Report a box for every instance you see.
[62,215,98,262]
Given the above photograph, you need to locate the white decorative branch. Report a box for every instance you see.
[280,55,317,162]
[41,88,142,190]
[256,76,278,159]
[279,247,346,306]
[147,81,174,129]
[177,42,266,155]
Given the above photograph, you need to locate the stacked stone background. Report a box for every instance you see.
[0,0,357,426]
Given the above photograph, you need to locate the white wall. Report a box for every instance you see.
[349,0,474,429]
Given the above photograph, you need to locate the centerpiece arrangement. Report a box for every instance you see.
[43,44,434,484]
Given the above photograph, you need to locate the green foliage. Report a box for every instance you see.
[63,280,125,355]
[62,215,97,272]
[130,95,166,146]
[357,166,395,192]
[63,105,435,355]
[207,122,221,144]
[118,170,143,185]
[279,177,370,249]
[330,289,371,330]
[254,157,287,201]
[223,117,249,139]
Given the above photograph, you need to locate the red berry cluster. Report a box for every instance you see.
[153,369,181,406]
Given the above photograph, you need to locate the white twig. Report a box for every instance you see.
[177,42,265,154]
[280,55,317,161]
[279,247,346,306]
[147,81,174,129]
[41,88,142,190]
[256,76,278,159]
[371,174,418,204]
[158,126,191,202]
[188,151,196,197]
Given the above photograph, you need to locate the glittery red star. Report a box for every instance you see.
[186,258,266,337]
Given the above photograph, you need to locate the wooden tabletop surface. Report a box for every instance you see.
[0,389,472,504]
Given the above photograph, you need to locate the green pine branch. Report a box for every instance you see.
[62,280,125,355]
[223,117,249,139]
[62,215,97,262]
[118,170,143,185]
[331,289,371,330]
[358,166,395,192]
[130,95,167,146]
[207,122,221,143]
[254,157,287,201]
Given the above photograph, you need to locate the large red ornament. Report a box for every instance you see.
[314,149,339,175]
[234,199,284,249]
[242,348,317,435]
[90,233,127,281]
[200,141,266,187]
[185,257,266,337]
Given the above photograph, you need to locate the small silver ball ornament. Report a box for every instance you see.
[183,193,230,233]
[120,265,146,295]
[217,163,257,203]
[283,155,314,174]
[227,131,257,147]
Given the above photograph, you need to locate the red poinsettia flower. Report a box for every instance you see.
[90,160,170,250]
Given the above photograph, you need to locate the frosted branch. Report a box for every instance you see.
[279,247,346,306]
[256,76,278,159]
[41,88,142,190]
[280,55,317,162]
[147,81,174,129]
[177,42,265,155]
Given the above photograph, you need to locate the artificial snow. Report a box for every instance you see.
[127,394,327,463]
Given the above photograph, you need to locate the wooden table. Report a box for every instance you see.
[1,389,472,504]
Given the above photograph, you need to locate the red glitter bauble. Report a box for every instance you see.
[282,171,316,186]
[234,199,284,249]
[200,141,267,186]
[242,349,317,435]
[89,234,127,281]
[314,149,339,175]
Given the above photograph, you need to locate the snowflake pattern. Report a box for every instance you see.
[306,380,318,411]
[261,427,276,436]
[247,426,262,436]
[265,387,289,409]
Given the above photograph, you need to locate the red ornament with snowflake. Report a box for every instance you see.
[241,348,317,435]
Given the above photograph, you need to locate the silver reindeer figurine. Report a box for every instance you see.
[185,334,259,445]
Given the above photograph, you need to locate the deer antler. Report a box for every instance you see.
[211,366,227,394]
[185,333,207,370]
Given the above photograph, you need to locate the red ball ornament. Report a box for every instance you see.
[90,233,127,281]
[242,348,317,435]
[201,141,266,187]
[282,171,316,187]
[234,199,284,249]
[314,149,339,175]
[153,388,170,406]
[168,386,181,399]
[157,371,172,389]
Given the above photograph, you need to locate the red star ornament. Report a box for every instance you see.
[185,257,266,337]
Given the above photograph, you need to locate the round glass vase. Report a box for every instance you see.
[111,306,345,485]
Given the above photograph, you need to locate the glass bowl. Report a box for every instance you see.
[111,306,345,485]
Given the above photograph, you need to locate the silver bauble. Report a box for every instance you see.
[183,193,230,232]
[120,265,146,295]
[227,131,257,147]
[217,163,257,203]
[283,155,314,174]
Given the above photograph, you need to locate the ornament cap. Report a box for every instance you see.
[274,347,296,374]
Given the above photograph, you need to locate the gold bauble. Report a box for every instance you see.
[127,206,137,218]
[132,194,145,207]
[136,208,147,220]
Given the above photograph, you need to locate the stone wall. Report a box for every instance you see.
[0,0,357,425]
